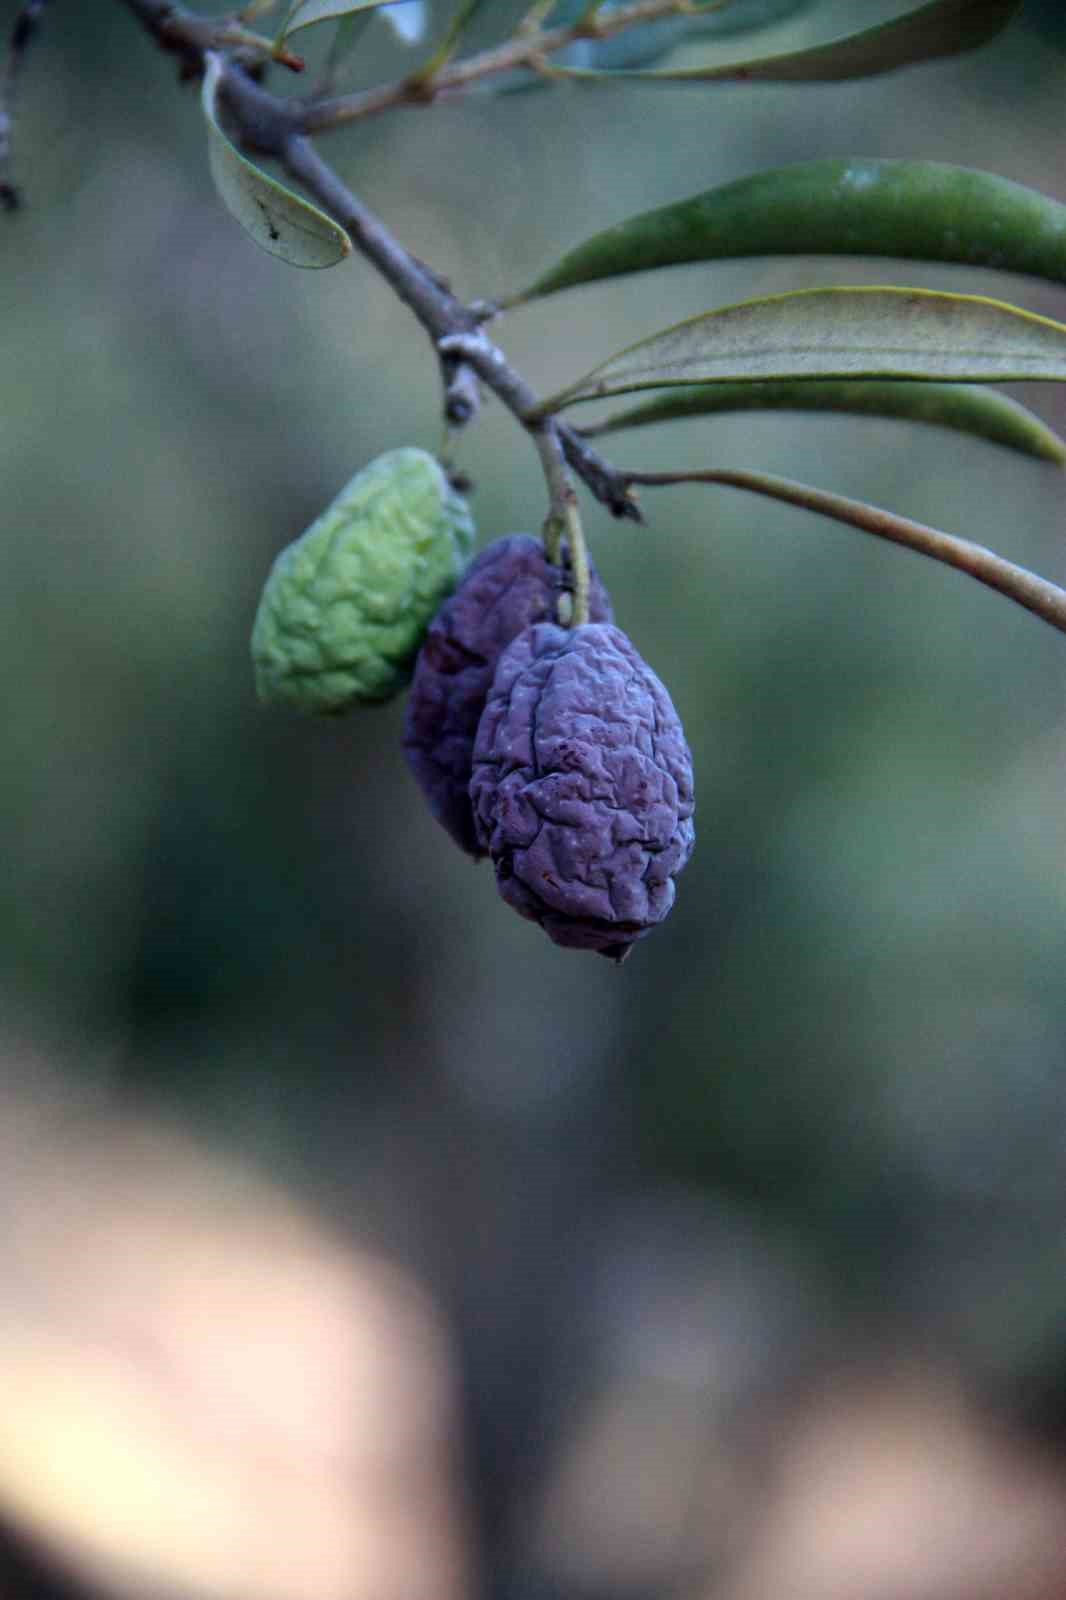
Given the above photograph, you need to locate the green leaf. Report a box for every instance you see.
[516,160,1066,303]
[537,287,1066,413]
[549,0,1022,83]
[278,0,414,43]
[201,56,351,269]
[584,379,1066,464]
[623,465,1066,638]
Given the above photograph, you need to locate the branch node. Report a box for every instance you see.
[442,360,481,427]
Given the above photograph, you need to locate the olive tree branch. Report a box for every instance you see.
[118,0,1065,643]
[121,3,643,516]
[435,328,639,517]
[623,467,1066,637]
[283,127,639,529]
[280,102,640,524]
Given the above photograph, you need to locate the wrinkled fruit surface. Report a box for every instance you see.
[251,448,475,712]
[403,534,613,857]
[470,622,695,961]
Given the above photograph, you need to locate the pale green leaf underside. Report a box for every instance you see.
[279,0,411,44]
[517,160,1066,302]
[552,0,1022,83]
[201,56,351,268]
[541,287,1066,412]
[584,379,1066,465]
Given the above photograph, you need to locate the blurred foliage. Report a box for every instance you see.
[2,3,1066,1595]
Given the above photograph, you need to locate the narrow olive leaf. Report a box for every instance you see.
[583,379,1066,464]
[535,287,1066,415]
[278,0,412,43]
[550,0,1021,83]
[515,160,1066,304]
[201,56,351,268]
[626,467,1066,638]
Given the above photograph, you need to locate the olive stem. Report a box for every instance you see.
[625,466,1066,637]
[565,495,592,626]
[533,425,591,626]
[542,512,565,569]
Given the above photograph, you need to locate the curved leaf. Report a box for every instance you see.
[516,160,1066,302]
[537,287,1066,413]
[584,379,1066,463]
[550,0,1021,83]
[624,466,1066,638]
[201,56,351,268]
[278,0,417,43]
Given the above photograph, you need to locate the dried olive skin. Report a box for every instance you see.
[251,448,475,713]
[402,535,612,857]
[470,622,694,960]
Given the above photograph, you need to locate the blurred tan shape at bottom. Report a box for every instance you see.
[531,1363,1066,1600]
[721,1372,1066,1600]
[0,1103,469,1600]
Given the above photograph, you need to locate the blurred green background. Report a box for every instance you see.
[2,3,1066,1596]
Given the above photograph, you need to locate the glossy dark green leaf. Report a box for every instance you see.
[537,287,1066,413]
[201,56,352,267]
[515,159,1066,303]
[584,379,1066,463]
[549,0,1021,83]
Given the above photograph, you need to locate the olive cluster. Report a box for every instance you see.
[251,450,694,961]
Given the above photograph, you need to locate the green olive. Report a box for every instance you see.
[251,448,475,713]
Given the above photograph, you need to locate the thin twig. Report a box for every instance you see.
[625,467,1066,637]
[119,0,303,75]
[300,0,720,132]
